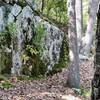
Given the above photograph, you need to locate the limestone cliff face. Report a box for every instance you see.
[0,1,64,75]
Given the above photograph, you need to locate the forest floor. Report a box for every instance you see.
[0,58,94,100]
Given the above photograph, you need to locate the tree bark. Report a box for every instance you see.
[91,4,100,100]
[67,0,80,88]
[75,0,83,52]
[81,0,99,57]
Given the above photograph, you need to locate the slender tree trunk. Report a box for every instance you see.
[67,0,80,88]
[41,0,44,12]
[81,0,99,57]
[75,0,83,52]
[92,4,100,100]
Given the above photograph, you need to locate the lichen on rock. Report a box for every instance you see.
[0,0,68,76]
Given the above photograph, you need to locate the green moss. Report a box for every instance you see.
[0,75,13,89]
[0,80,13,89]
[21,54,47,77]
[17,75,44,81]
[0,22,17,74]
[17,0,26,7]
[17,75,33,80]
[73,87,91,98]
[20,23,47,77]
[0,22,17,49]
[0,52,11,74]
[0,75,8,81]
[33,24,46,54]
[21,44,47,77]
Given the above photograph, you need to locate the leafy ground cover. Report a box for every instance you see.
[0,58,93,100]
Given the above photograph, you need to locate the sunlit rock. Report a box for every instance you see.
[0,6,6,32]
[11,4,22,17]
[0,1,65,75]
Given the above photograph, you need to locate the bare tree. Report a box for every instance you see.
[41,0,44,12]
[67,0,80,88]
[81,0,99,57]
[75,0,83,52]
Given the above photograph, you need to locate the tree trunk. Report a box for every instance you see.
[91,4,100,100]
[75,0,83,52]
[81,0,99,57]
[41,0,44,12]
[67,0,80,88]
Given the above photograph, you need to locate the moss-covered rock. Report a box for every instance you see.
[0,1,69,77]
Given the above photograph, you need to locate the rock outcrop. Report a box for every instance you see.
[0,0,65,75]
